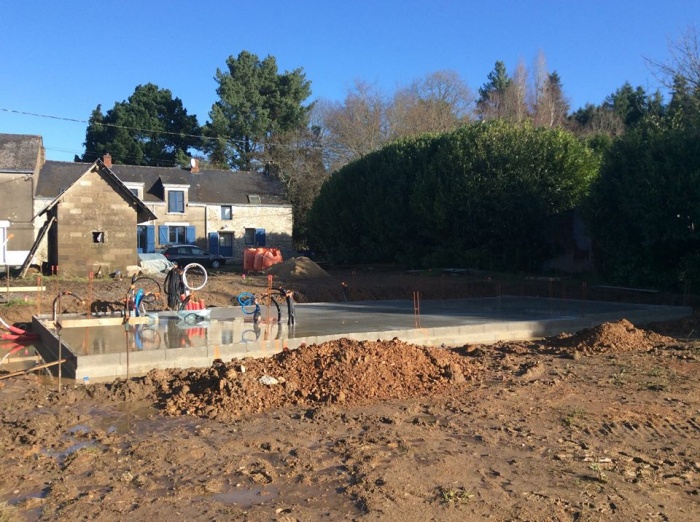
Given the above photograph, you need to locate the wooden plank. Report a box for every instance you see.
[0,358,68,381]
[2,286,47,293]
[19,215,54,278]
[56,316,152,328]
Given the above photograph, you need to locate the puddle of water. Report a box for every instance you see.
[5,486,50,506]
[45,440,98,467]
[44,315,284,356]
[211,485,280,507]
[0,341,42,371]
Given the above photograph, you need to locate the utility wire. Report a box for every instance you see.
[1,107,212,142]
[1,107,311,149]
[2,106,320,167]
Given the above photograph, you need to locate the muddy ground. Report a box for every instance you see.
[0,264,699,521]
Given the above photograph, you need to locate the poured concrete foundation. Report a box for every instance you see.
[32,296,692,381]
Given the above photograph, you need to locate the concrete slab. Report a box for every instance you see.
[32,296,692,381]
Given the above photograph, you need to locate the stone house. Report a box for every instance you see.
[0,133,44,265]
[33,155,293,274]
[36,160,157,276]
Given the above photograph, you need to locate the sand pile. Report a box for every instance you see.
[265,256,330,280]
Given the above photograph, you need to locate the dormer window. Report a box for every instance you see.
[124,182,144,200]
[247,194,261,204]
[168,190,185,213]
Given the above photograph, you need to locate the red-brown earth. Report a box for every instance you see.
[0,262,699,521]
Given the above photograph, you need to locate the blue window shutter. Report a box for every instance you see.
[255,228,266,246]
[158,226,168,246]
[186,226,196,244]
[208,232,219,254]
[146,226,156,253]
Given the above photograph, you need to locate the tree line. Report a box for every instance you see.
[79,28,700,291]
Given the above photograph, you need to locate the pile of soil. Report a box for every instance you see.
[66,320,675,420]
[264,256,330,280]
[142,338,474,420]
[549,318,676,355]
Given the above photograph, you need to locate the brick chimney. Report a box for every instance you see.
[102,153,112,168]
[190,158,200,173]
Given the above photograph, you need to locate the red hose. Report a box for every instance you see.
[6,324,29,335]
[1,333,39,341]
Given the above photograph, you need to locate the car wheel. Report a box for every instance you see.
[211,260,221,269]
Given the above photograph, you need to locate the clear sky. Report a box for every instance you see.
[1,1,697,162]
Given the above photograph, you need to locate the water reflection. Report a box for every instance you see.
[46,315,284,357]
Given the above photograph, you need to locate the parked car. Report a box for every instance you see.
[161,245,226,269]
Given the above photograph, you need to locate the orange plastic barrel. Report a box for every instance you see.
[261,248,284,269]
[243,248,258,271]
[253,251,264,271]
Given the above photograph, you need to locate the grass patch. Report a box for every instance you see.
[562,407,587,427]
[588,463,608,483]
[641,381,668,392]
[435,485,474,504]
[0,502,20,522]
[611,367,627,387]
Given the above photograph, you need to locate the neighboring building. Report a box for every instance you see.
[33,155,293,273]
[36,160,157,277]
[0,134,44,265]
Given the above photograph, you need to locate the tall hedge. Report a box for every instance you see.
[307,121,598,270]
[586,117,700,290]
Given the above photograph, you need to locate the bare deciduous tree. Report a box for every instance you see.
[533,71,570,128]
[503,59,529,123]
[646,25,700,90]
[387,70,474,139]
[320,80,388,170]
[261,124,328,241]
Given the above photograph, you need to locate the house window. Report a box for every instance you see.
[92,231,104,243]
[244,228,265,246]
[129,188,140,198]
[169,226,187,244]
[244,228,256,245]
[219,233,233,248]
[159,224,195,248]
[221,205,232,220]
[168,190,185,213]
[247,194,261,204]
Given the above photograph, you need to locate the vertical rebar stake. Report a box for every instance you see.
[57,294,61,392]
[87,271,93,317]
[36,275,42,316]
[413,290,421,329]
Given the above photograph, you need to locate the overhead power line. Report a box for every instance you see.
[1,107,208,142]
[1,107,317,152]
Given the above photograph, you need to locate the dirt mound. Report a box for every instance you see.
[550,318,675,355]
[138,338,474,420]
[265,256,330,280]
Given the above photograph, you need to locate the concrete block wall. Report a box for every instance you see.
[55,169,138,276]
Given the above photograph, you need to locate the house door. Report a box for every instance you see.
[208,232,233,257]
[137,225,155,253]
[219,232,234,257]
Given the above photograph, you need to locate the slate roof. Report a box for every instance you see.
[35,160,290,206]
[39,161,157,223]
[0,134,43,172]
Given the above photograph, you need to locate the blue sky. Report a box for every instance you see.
[1,1,697,162]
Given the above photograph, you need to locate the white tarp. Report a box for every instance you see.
[138,253,175,274]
